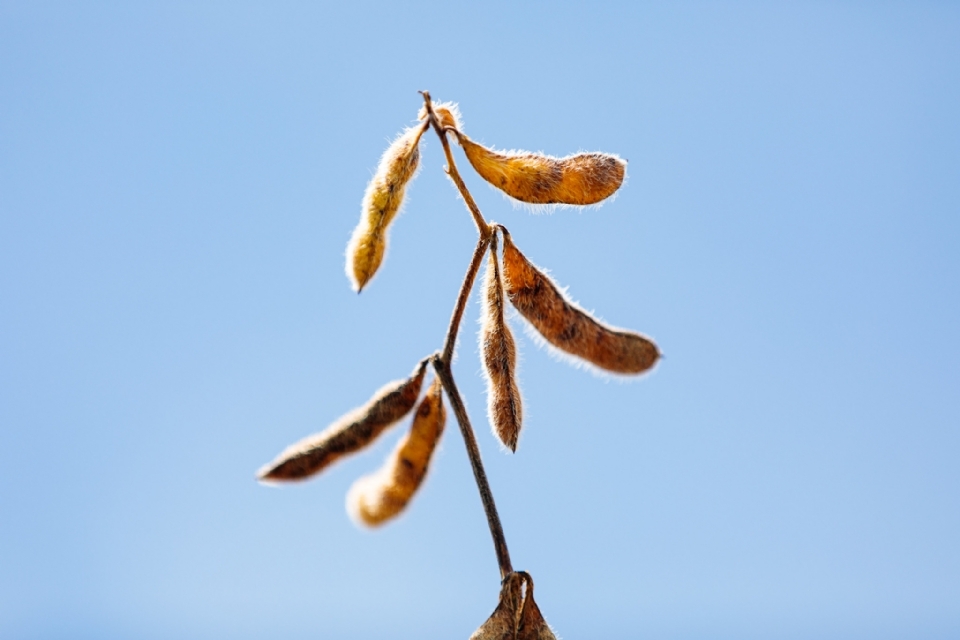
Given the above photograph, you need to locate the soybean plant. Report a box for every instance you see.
[258,92,659,639]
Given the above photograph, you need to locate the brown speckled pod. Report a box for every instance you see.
[500,228,659,374]
[469,572,524,640]
[257,360,427,482]
[456,132,626,206]
[516,573,557,640]
[348,377,446,526]
[480,234,523,451]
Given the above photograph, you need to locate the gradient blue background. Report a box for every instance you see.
[2,3,958,639]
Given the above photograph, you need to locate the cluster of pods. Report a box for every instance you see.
[258,98,659,639]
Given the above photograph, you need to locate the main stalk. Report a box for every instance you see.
[422,91,513,579]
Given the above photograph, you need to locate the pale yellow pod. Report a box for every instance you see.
[257,360,427,482]
[418,100,462,131]
[456,132,626,206]
[469,572,524,640]
[500,229,660,374]
[348,377,446,527]
[480,236,523,452]
[516,572,558,640]
[346,123,427,292]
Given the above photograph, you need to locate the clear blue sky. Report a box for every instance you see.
[2,3,958,639]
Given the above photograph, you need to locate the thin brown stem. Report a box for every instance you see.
[441,235,489,364]
[432,356,513,579]
[435,234,513,578]
[420,89,511,579]
[420,91,490,238]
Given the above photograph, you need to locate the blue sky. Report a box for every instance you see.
[1,3,958,639]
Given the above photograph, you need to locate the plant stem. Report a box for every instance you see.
[434,237,513,579]
[441,236,489,365]
[420,91,490,238]
[420,89,513,579]
[433,355,513,579]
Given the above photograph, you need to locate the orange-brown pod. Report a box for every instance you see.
[516,572,557,640]
[480,235,523,451]
[348,377,446,526]
[469,572,524,640]
[257,360,427,482]
[456,132,625,206]
[500,229,659,374]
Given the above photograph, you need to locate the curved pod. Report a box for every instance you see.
[346,123,426,291]
[257,361,427,481]
[457,132,625,206]
[348,377,446,526]
[500,230,659,374]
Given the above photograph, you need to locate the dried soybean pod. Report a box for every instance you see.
[456,131,626,206]
[470,572,524,640]
[346,122,427,292]
[480,233,523,451]
[516,573,557,640]
[257,360,427,482]
[347,377,446,526]
[500,228,660,374]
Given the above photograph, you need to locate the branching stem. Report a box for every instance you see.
[420,91,491,238]
[421,90,512,580]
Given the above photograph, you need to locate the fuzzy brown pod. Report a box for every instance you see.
[456,131,626,206]
[469,572,524,640]
[470,572,557,640]
[346,123,427,292]
[347,377,446,526]
[480,235,523,451]
[516,572,557,640]
[257,360,427,482]
[500,228,660,374]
